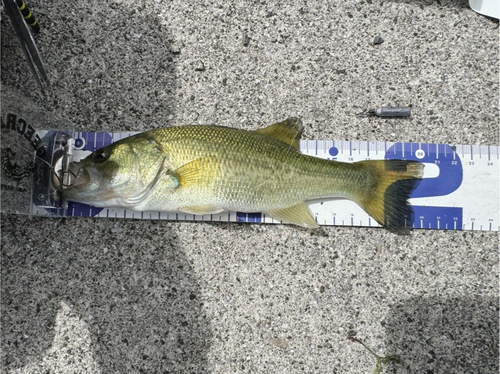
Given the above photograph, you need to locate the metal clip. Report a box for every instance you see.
[32,131,74,210]
[60,135,75,190]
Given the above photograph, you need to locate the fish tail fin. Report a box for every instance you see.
[355,160,424,234]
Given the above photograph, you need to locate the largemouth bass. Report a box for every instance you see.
[63,118,423,233]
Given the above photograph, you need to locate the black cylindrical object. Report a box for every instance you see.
[370,107,412,118]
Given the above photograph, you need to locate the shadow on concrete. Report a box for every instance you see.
[1,216,212,373]
[385,296,499,373]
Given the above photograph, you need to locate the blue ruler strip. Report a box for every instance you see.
[36,132,498,231]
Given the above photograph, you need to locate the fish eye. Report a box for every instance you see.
[93,149,110,164]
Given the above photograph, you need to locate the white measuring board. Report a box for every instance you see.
[33,131,499,232]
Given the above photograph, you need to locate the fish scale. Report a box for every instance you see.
[148,125,368,212]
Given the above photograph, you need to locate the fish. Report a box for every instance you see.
[63,118,424,233]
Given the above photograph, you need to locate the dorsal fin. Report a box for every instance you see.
[254,117,304,149]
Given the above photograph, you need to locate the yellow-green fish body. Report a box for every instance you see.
[63,118,423,232]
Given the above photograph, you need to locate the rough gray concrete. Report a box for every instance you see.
[1,0,498,373]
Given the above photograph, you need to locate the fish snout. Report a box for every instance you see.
[68,162,91,188]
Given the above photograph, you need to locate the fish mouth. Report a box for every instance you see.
[69,162,91,188]
[62,161,106,204]
[62,162,96,200]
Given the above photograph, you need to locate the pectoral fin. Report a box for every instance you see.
[254,118,303,150]
[174,157,223,215]
[266,201,319,228]
[180,205,224,215]
[173,156,219,187]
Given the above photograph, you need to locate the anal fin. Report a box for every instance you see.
[180,205,224,215]
[266,201,319,228]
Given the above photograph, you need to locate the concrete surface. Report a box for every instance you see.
[1,0,498,373]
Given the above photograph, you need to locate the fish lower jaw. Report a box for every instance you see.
[63,196,135,210]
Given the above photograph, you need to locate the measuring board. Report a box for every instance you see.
[1,123,498,231]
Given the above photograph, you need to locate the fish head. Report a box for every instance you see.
[63,135,171,208]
